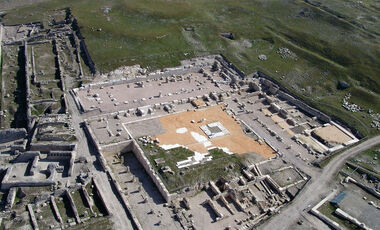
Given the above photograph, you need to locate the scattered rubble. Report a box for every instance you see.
[277,47,297,59]
[342,93,362,112]
[258,54,267,61]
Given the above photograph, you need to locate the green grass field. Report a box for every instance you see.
[349,144,380,174]
[1,0,379,136]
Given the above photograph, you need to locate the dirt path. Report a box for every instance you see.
[259,135,380,230]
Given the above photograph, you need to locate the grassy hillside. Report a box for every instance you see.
[1,0,379,136]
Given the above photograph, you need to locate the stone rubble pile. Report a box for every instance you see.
[342,93,362,112]
[98,65,147,81]
[370,112,380,130]
[342,94,379,130]
[138,136,158,146]
[277,47,297,59]
[258,54,267,61]
[352,158,377,166]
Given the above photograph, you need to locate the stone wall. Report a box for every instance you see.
[129,140,173,202]
[76,55,220,91]
[68,151,76,177]
[30,143,76,152]
[100,141,132,156]
[72,18,96,74]
[70,33,84,78]
[80,186,94,213]
[30,99,57,104]
[87,128,209,202]
[219,54,245,79]
[84,113,209,204]
[2,180,57,191]
[29,155,39,176]
[3,41,23,46]
[65,189,81,224]
[25,42,32,132]
[0,24,3,56]
[45,150,75,176]
[335,208,371,230]
[62,94,68,114]
[13,151,40,163]
[6,187,16,209]
[46,151,72,160]
[310,190,341,230]
[92,177,111,216]
[79,39,96,74]
[82,121,106,170]
[27,204,39,230]
[256,72,331,123]
[28,40,50,46]
[70,90,84,113]
[0,128,27,144]
[10,142,27,152]
[50,196,63,224]
[31,45,36,77]
[277,91,331,123]
[1,167,56,190]
[52,39,65,91]
[105,170,143,230]
[346,176,380,199]
[77,77,138,91]
[83,122,143,229]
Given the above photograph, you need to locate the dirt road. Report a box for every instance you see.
[259,135,380,230]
